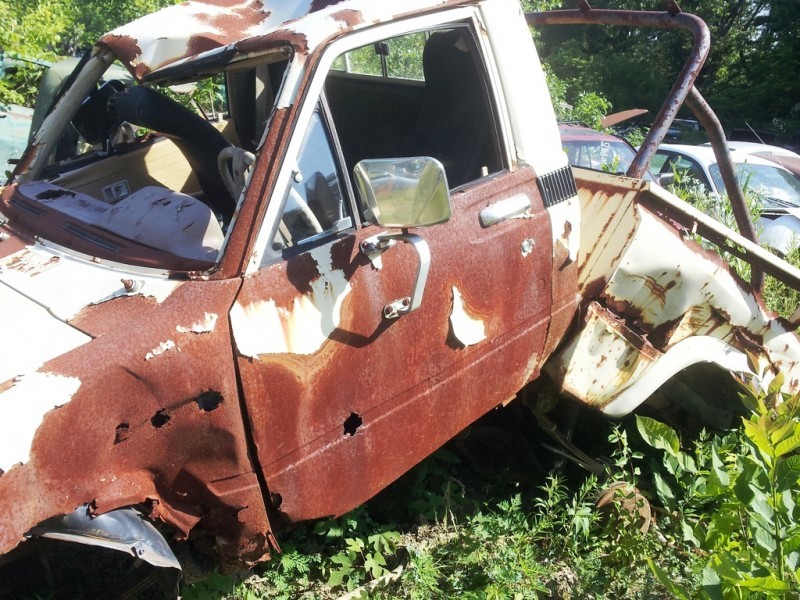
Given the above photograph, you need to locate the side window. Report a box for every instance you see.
[331,33,427,81]
[272,108,350,250]
[669,155,709,191]
[325,24,503,198]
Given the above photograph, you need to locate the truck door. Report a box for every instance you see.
[232,13,556,523]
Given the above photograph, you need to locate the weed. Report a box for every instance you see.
[645,374,800,597]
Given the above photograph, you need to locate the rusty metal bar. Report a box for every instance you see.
[526,8,709,179]
[685,85,764,290]
[526,7,764,291]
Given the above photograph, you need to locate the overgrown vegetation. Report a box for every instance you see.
[178,375,800,599]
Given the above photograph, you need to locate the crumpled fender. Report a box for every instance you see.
[0,275,274,569]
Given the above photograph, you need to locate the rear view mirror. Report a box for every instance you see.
[354,157,451,228]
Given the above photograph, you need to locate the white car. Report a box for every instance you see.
[706,141,800,180]
[651,143,800,255]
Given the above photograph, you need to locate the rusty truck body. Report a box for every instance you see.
[1,0,799,595]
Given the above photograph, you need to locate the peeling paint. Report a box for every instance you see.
[0,372,82,472]
[0,243,182,321]
[145,339,177,360]
[0,281,91,383]
[176,312,219,334]
[449,287,486,347]
[232,244,351,356]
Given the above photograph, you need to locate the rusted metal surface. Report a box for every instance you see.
[232,168,565,524]
[99,0,470,82]
[0,265,273,567]
[546,168,800,414]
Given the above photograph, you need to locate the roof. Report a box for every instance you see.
[658,143,783,169]
[98,0,465,81]
[558,123,629,144]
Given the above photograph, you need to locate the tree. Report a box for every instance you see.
[0,0,178,105]
[533,0,800,140]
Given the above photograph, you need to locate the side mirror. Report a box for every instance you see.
[354,157,450,319]
[657,172,675,188]
[354,157,451,228]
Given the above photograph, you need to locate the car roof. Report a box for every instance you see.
[98,0,469,82]
[717,141,800,159]
[558,123,631,144]
[657,143,781,169]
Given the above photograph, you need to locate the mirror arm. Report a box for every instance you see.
[360,230,431,319]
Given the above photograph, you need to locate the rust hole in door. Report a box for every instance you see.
[343,412,362,436]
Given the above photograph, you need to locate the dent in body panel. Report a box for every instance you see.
[232,244,351,356]
[548,182,800,412]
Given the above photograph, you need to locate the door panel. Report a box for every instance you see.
[233,168,553,522]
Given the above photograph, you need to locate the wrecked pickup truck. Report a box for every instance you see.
[1,0,800,595]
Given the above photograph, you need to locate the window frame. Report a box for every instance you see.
[248,6,510,272]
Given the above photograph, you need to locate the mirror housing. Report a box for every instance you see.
[354,157,451,228]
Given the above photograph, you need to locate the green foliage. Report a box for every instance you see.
[571,91,612,131]
[0,0,178,106]
[763,245,800,320]
[535,0,800,137]
[642,377,800,598]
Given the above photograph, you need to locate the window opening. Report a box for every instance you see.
[272,107,350,251]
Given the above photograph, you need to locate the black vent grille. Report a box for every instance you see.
[537,166,578,208]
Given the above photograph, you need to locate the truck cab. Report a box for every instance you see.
[0,0,798,596]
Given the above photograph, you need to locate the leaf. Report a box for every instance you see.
[327,568,348,588]
[769,420,795,446]
[364,551,387,578]
[743,419,774,462]
[768,370,786,396]
[701,565,723,600]
[754,526,778,554]
[646,558,691,600]
[681,519,701,547]
[711,445,730,487]
[653,471,676,512]
[677,451,698,474]
[636,416,680,457]
[775,431,800,458]
[345,537,366,553]
[736,575,791,592]
[776,455,800,492]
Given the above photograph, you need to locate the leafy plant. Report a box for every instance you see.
[645,374,800,597]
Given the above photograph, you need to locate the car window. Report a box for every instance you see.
[325,24,503,198]
[331,33,428,81]
[272,108,350,250]
[661,153,710,191]
[563,139,635,174]
[709,163,800,207]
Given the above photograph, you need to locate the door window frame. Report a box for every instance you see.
[247,6,511,273]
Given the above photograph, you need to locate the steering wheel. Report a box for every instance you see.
[287,187,323,235]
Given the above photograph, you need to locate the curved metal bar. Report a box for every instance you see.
[527,7,763,291]
[526,9,710,179]
[685,86,763,290]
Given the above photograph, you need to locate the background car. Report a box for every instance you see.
[559,122,656,182]
[704,140,800,181]
[651,143,800,255]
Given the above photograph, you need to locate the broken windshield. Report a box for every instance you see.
[1,50,289,271]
